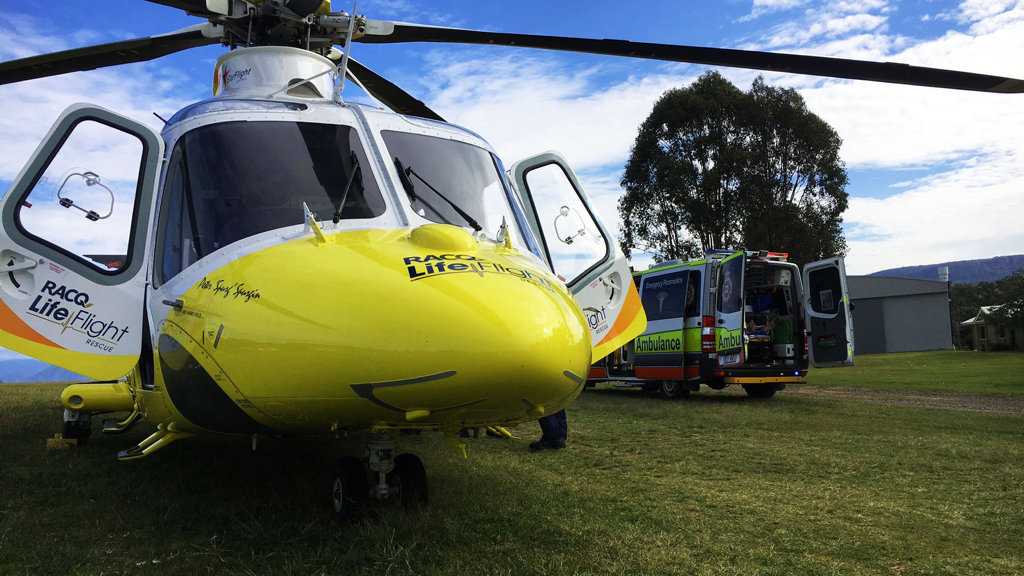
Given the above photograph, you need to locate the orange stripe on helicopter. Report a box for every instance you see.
[595,280,643,348]
[0,298,61,348]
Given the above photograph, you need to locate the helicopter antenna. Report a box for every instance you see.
[335,1,358,100]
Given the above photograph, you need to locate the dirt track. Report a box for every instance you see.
[789,385,1024,416]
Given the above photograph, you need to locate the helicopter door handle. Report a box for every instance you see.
[1,255,37,273]
[162,299,184,310]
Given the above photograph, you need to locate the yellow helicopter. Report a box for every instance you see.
[0,0,1019,517]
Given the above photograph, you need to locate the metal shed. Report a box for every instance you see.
[846,276,953,355]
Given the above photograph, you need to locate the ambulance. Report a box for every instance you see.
[587,250,854,398]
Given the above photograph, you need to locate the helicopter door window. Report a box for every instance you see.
[14,119,145,273]
[522,163,608,283]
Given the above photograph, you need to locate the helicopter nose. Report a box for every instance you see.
[176,226,593,428]
[356,239,592,423]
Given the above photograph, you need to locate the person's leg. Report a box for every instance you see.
[552,410,567,446]
[538,414,558,441]
[531,414,557,451]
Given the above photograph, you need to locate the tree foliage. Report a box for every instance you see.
[620,72,849,265]
[953,271,1024,329]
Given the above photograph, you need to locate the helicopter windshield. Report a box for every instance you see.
[381,131,528,249]
[160,121,385,263]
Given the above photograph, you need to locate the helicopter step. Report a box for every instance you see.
[116,424,193,461]
[102,409,143,435]
[332,433,428,520]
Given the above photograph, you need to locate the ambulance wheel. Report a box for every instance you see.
[391,453,428,510]
[659,380,689,399]
[743,385,777,399]
[331,456,368,520]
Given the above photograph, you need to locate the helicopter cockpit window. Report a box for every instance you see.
[164,121,384,261]
[154,146,198,285]
[381,131,529,250]
[14,119,145,273]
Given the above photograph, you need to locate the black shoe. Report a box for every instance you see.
[530,439,566,452]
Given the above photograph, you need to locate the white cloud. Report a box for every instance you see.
[958,0,1019,22]
[748,0,893,49]
[360,0,462,26]
[427,53,695,172]
[844,148,1024,274]
[739,0,809,22]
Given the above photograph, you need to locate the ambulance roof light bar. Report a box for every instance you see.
[749,250,790,262]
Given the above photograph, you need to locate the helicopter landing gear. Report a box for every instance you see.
[332,456,368,519]
[331,433,428,520]
[61,409,92,443]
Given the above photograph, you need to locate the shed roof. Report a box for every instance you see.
[848,276,948,300]
[960,304,1006,326]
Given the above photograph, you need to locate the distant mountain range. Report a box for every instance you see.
[870,255,1024,285]
[0,358,86,384]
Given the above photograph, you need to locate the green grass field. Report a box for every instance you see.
[806,350,1024,395]
[1,351,1022,575]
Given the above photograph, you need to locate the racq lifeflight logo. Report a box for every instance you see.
[221,66,252,88]
[403,253,557,291]
[25,281,129,352]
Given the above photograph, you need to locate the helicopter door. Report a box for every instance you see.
[510,151,646,362]
[802,256,855,367]
[0,104,163,380]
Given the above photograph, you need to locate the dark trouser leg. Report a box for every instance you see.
[538,413,559,442]
[555,410,568,443]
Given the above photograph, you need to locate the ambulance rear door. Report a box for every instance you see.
[802,256,855,367]
[714,251,745,367]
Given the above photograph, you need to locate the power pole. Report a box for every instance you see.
[940,265,956,349]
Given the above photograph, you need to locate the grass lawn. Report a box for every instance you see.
[806,350,1024,395]
[1,358,1022,575]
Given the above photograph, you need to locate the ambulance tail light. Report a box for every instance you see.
[802,329,809,357]
[701,315,716,354]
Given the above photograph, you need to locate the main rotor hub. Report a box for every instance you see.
[212,46,337,99]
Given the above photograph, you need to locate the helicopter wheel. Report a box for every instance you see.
[390,453,428,510]
[331,456,368,521]
[61,409,92,443]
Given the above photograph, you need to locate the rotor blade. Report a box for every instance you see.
[346,57,445,121]
[357,23,1024,94]
[142,0,219,16]
[0,25,221,85]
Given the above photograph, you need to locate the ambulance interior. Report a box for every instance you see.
[742,262,802,367]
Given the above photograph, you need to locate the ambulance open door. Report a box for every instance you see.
[802,257,855,367]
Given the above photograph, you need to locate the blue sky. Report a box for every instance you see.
[0,0,1022,366]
